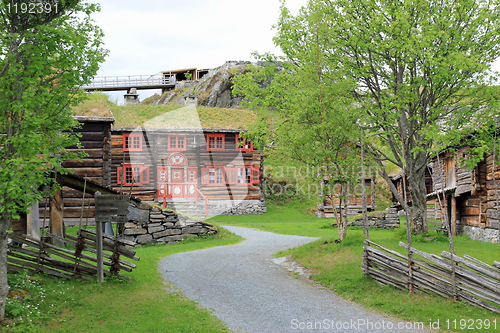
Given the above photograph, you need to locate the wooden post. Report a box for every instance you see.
[451,197,457,236]
[96,220,103,283]
[27,201,40,241]
[49,187,64,247]
[95,191,104,283]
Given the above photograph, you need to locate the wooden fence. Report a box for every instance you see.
[7,229,139,279]
[362,240,500,313]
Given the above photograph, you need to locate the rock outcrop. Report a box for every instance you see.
[151,61,252,109]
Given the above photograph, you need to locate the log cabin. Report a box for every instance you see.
[427,149,499,239]
[10,98,114,236]
[316,175,376,218]
[390,149,500,242]
[27,97,265,232]
[109,102,265,217]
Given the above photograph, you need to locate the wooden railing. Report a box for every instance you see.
[196,188,208,218]
[82,74,176,90]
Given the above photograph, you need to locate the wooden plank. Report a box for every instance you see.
[58,234,137,269]
[79,132,105,141]
[366,241,408,260]
[49,187,64,246]
[67,149,103,159]
[79,123,107,132]
[67,141,104,149]
[81,228,136,246]
[62,159,104,168]
[78,230,138,260]
[8,247,100,276]
[96,221,103,283]
[7,256,71,279]
[441,251,500,283]
[19,234,132,273]
[70,168,104,178]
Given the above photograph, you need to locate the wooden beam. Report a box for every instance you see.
[49,187,64,247]
[56,172,140,203]
[451,196,457,236]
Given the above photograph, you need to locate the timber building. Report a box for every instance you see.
[35,97,265,222]
[390,149,500,241]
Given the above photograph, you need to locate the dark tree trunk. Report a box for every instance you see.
[0,211,12,322]
[407,163,428,234]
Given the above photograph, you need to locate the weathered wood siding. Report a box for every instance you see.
[110,130,263,201]
[429,151,500,230]
[111,130,156,201]
[38,120,112,219]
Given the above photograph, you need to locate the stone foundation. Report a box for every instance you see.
[462,225,499,243]
[124,202,217,245]
[349,208,400,229]
[219,200,267,216]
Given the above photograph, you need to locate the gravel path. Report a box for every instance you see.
[159,226,430,333]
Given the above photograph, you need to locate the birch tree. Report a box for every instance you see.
[0,0,107,320]
[233,9,364,241]
[239,0,500,234]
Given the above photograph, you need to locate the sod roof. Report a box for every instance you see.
[71,98,114,119]
[108,104,258,130]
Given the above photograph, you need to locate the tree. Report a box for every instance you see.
[0,0,107,320]
[233,9,364,241]
[241,0,500,234]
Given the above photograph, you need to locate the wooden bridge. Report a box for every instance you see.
[81,74,176,92]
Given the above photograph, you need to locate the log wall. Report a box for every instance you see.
[110,130,263,202]
[38,120,113,220]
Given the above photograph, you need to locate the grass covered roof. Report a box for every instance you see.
[72,93,258,129]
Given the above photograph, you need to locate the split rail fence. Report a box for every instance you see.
[363,240,500,313]
[7,229,139,279]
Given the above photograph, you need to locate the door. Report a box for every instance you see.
[157,153,198,199]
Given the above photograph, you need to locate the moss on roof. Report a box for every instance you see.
[109,104,258,129]
[72,94,113,118]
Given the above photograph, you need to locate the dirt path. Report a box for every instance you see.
[159,226,430,332]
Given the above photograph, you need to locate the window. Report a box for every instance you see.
[117,164,150,186]
[235,134,253,151]
[201,165,259,186]
[206,134,225,151]
[202,166,225,186]
[168,135,186,151]
[123,133,143,151]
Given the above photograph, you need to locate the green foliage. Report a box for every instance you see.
[233,48,364,195]
[184,71,192,81]
[5,229,241,331]
[234,0,500,233]
[0,1,108,218]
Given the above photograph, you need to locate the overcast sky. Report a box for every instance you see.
[92,0,500,103]
[92,0,307,102]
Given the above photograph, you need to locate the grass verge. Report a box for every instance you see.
[3,228,242,332]
[208,201,500,333]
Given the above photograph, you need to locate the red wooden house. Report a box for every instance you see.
[110,104,265,217]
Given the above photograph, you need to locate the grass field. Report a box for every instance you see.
[208,201,500,333]
[3,229,242,332]
[5,199,500,332]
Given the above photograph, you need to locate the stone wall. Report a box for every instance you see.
[220,201,267,216]
[349,208,400,229]
[124,202,217,245]
[462,225,499,243]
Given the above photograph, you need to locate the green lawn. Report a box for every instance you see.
[6,200,500,332]
[3,228,242,332]
[209,201,500,333]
